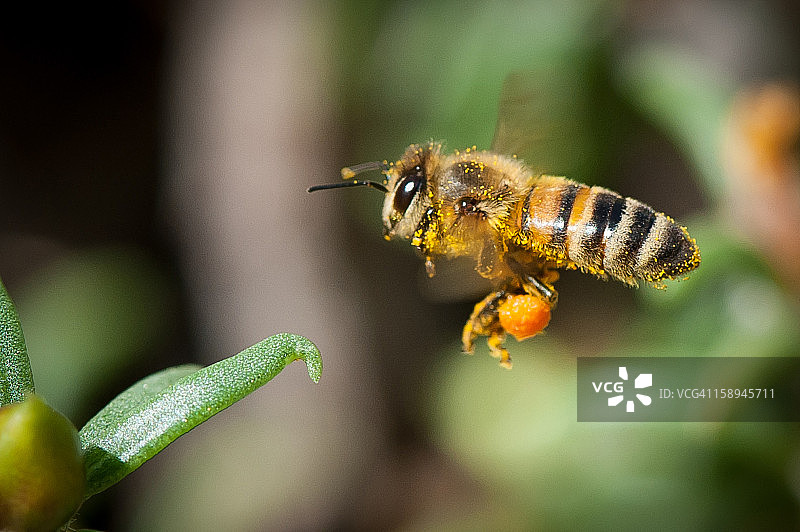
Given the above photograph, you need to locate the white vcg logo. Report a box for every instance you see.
[592,367,653,413]
[592,381,624,393]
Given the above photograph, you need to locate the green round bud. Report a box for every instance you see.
[0,394,85,532]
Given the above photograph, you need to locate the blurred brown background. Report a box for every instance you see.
[1,1,799,530]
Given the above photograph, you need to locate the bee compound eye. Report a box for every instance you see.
[392,166,425,214]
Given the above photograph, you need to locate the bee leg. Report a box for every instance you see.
[523,274,559,306]
[462,290,507,354]
[488,330,512,369]
[462,290,513,369]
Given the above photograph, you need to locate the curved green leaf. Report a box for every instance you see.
[79,333,321,498]
[0,277,34,405]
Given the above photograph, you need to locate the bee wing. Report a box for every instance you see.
[491,72,537,154]
[490,71,586,177]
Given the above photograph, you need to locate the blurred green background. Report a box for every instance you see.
[1,1,799,530]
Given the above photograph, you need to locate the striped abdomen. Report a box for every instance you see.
[514,176,700,285]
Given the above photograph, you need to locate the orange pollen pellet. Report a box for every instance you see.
[498,294,551,341]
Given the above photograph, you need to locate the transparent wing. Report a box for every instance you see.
[491,72,550,159]
[491,71,597,179]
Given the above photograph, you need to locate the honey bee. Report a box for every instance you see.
[309,79,700,368]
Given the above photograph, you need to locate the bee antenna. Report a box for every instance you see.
[308,160,389,194]
[307,180,389,194]
[340,160,386,179]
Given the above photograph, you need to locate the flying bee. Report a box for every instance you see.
[309,77,701,368]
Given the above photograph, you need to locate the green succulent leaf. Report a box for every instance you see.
[0,277,34,406]
[79,333,321,498]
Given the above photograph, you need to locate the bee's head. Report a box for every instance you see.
[381,143,440,239]
[308,142,440,241]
